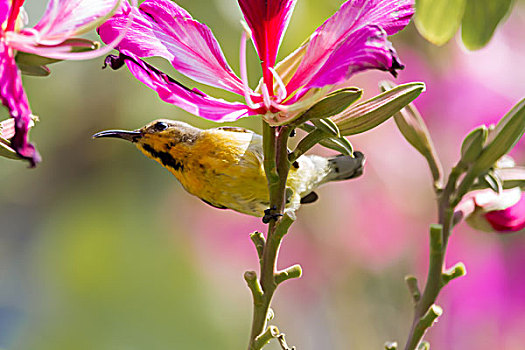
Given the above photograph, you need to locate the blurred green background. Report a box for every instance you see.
[1,1,525,349]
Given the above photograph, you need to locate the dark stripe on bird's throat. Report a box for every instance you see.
[142,144,184,172]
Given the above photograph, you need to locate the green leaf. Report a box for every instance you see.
[472,99,525,174]
[17,63,51,77]
[332,82,425,136]
[461,0,513,50]
[298,123,354,155]
[293,88,362,126]
[321,136,354,155]
[380,81,442,187]
[289,127,337,163]
[415,0,467,46]
[15,39,99,77]
[0,137,21,160]
[0,118,20,160]
[460,125,488,164]
[16,51,61,67]
[311,118,340,137]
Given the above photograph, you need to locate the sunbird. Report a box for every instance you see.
[93,120,365,217]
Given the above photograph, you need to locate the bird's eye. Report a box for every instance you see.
[154,121,168,131]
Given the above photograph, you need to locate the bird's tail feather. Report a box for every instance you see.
[327,151,366,182]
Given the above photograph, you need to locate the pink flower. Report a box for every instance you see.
[99,0,414,124]
[459,187,525,233]
[0,0,134,166]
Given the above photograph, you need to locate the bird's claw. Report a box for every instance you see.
[262,206,283,224]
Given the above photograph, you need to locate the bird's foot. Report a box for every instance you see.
[262,206,283,224]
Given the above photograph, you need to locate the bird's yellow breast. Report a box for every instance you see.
[138,128,270,215]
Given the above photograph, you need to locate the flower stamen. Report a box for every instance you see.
[239,31,258,109]
[261,83,272,110]
[269,67,287,103]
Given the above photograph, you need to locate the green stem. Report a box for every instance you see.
[403,163,466,350]
[253,326,280,350]
[247,122,294,350]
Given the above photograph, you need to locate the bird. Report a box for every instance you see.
[93,119,365,218]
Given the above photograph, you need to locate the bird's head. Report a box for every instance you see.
[93,119,201,152]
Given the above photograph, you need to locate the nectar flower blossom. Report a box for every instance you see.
[459,187,525,233]
[0,0,135,166]
[99,0,414,125]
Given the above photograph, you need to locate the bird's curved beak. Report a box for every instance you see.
[92,129,142,142]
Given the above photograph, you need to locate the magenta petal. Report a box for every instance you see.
[0,0,10,26]
[296,25,403,94]
[0,42,41,166]
[32,0,122,44]
[485,195,525,232]
[238,0,297,70]
[105,51,253,122]
[286,0,413,94]
[98,0,245,95]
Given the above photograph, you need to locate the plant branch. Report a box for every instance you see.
[250,231,266,266]
[247,122,296,350]
[402,163,467,350]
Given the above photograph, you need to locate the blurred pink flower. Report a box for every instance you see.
[99,0,413,124]
[433,230,525,349]
[0,0,133,166]
[458,188,525,233]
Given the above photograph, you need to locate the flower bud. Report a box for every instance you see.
[460,125,488,165]
[459,187,525,233]
[331,82,425,136]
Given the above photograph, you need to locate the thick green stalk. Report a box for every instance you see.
[247,122,293,350]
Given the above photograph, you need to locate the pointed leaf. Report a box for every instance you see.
[293,88,362,126]
[14,39,98,69]
[289,128,332,163]
[473,99,525,174]
[460,125,488,164]
[15,52,61,67]
[299,123,353,155]
[0,137,20,160]
[461,0,513,50]
[311,118,340,137]
[320,136,354,156]
[17,64,51,77]
[332,82,425,136]
[415,0,466,46]
[380,81,442,186]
